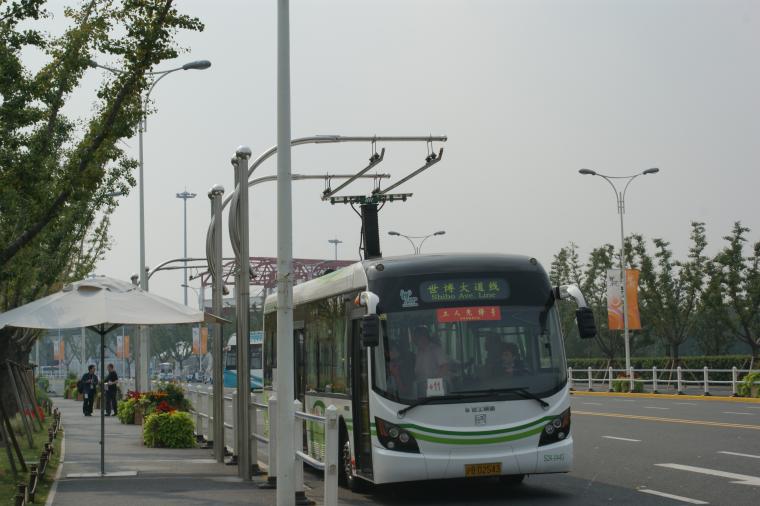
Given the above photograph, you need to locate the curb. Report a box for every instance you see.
[45,421,65,506]
[570,390,760,404]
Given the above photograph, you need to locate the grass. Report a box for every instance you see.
[0,412,63,505]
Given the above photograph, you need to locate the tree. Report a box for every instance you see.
[694,260,736,356]
[0,0,203,414]
[712,222,760,365]
[629,222,708,363]
[151,324,194,372]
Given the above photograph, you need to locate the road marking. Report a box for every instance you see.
[676,402,698,406]
[644,406,670,410]
[574,410,760,431]
[723,412,753,416]
[637,487,708,504]
[582,402,603,406]
[655,463,760,486]
[602,436,641,442]
[718,451,760,460]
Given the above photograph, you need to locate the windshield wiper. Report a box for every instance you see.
[452,387,549,409]
[397,392,489,418]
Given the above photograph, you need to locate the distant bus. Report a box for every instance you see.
[158,362,174,381]
[223,331,264,390]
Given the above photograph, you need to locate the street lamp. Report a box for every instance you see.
[90,58,211,391]
[176,190,197,306]
[388,230,446,255]
[579,167,660,373]
[327,237,343,260]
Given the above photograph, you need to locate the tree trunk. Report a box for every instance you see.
[670,342,681,366]
[0,329,33,417]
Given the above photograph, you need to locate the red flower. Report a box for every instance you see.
[155,400,175,414]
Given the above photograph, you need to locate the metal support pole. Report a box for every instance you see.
[80,328,86,373]
[250,392,263,475]
[676,366,683,394]
[731,366,738,396]
[652,366,658,393]
[324,405,339,506]
[628,366,634,392]
[209,185,225,462]
[137,115,147,393]
[294,400,307,505]
[619,193,631,374]
[587,366,593,391]
[234,147,252,480]
[231,389,238,457]
[265,394,278,487]
[100,330,105,476]
[608,366,614,392]
[276,0,296,503]
[703,366,710,396]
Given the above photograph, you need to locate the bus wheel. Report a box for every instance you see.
[339,431,366,492]
[499,474,525,486]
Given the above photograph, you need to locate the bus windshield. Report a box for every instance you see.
[371,274,566,404]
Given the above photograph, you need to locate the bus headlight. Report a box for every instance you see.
[375,417,420,453]
[538,408,571,447]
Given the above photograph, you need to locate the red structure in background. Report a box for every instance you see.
[197,257,355,291]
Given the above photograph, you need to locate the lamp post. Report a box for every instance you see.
[90,58,211,391]
[176,191,197,306]
[387,230,446,255]
[328,237,342,260]
[578,167,660,372]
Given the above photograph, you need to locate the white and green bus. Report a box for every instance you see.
[263,253,595,490]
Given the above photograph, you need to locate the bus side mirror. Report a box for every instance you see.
[361,314,380,347]
[576,307,597,339]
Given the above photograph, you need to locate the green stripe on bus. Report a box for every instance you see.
[370,416,553,437]
[410,426,544,445]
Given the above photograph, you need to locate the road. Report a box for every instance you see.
[298,394,760,505]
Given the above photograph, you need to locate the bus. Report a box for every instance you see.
[157,362,174,381]
[223,331,264,390]
[263,254,595,490]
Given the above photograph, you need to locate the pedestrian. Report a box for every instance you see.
[80,364,99,416]
[104,363,119,416]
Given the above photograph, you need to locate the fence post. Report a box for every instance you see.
[250,392,263,475]
[732,367,738,397]
[703,366,710,396]
[652,366,658,394]
[324,405,338,506]
[294,400,309,505]
[677,366,683,394]
[608,366,613,392]
[231,389,239,458]
[587,366,593,391]
[264,394,277,488]
[205,385,213,439]
[192,386,201,437]
[629,367,635,392]
[567,367,573,390]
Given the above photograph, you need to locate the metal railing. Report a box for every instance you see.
[183,384,339,506]
[568,366,760,396]
[15,408,61,506]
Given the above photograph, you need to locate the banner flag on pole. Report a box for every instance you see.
[606,268,642,330]
[116,335,123,358]
[200,326,208,354]
[192,327,200,355]
[53,337,64,361]
[124,335,130,358]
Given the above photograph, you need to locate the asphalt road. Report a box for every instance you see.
[315,394,760,506]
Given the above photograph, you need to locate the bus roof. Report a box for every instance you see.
[263,253,545,313]
[227,330,264,347]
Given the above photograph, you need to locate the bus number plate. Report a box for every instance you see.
[464,463,501,477]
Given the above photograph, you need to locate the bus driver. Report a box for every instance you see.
[412,326,449,382]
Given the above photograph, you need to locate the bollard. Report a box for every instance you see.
[703,366,710,396]
[28,464,38,501]
[629,367,635,393]
[294,400,311,505]
[607,366,613,392]
[324,405,339,506]
[568,367,574,390]
[231,390,238,459]
[587,366,593,391]
[260,394,277,488]
[677,366,684,394]
[250,392,263,475]
[652,366,658,394]
[732,367,738,396]
[17,483,28,505]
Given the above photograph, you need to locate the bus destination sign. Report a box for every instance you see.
[420,278,509,303]
[437,306,502,323]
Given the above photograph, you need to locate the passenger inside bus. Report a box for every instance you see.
[411,325,449,382]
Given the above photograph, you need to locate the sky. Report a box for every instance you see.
[46,0,760,305]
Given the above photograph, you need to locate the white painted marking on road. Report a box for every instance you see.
[655,463,760,486]
[676,402,698,406]
[582,402,603,406]
[66,471,138,478]
[602,436,641,442]
[723,412,753,416]
[614,399,636,402]
[644,406,670,410]
[718,451,760,460]
[637,487,708,504]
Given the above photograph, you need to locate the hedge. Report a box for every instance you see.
[143,411,195,448]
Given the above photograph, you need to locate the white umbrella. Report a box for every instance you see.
[0,276,222,476]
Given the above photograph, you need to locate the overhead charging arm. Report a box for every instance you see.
[377,148,444,195]
[321,148,386,201]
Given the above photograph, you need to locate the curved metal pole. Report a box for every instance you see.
[417,233,436,254]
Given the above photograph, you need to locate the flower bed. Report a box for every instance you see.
[143,411,195,448]
[117,383,192,425]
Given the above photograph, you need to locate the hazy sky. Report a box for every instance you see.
[52,0,760,304]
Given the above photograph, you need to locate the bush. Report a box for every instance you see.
[737,371,760,398]
[117,398,137,424]
[612,376,644,393]
[143,411,195,448]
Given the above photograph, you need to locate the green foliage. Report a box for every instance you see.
[37,376,50,392]
[737,372,760,398]
[611,377,644,393]
[154,381,192,411]
[117,398,137,424]
[143,411,195,448]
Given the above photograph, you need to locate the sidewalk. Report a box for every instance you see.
[50,398,281,506]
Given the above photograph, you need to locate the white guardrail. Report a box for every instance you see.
[183,384,339,506]
[568,366,759,396]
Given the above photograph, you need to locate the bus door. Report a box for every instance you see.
[350,316,373,478]
[294,321,306,405]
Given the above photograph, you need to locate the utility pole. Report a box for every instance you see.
[328,237,342,260]
[176,190,197,306]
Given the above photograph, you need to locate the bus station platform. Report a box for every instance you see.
[48,398,324,506]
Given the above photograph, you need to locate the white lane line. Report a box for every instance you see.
[723,411,753,416]
[655,463,760,486]
[644,406,670,410]
[602,435,641,442]
[45,426,65,506]
[582,402,603,406]
[614,399,636,402]
[718,451,760,460]
[637,488,708,504]
[676,402,698,406]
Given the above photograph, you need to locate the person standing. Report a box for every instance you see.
[104,363,119,416]
[80,365,98,416]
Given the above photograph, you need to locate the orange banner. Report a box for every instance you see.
[201,327,208,354]
[192,327,208,355]
[607,269,641,330]
[53,339,64,361]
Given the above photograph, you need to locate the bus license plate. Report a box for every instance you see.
[464,463,502,477]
